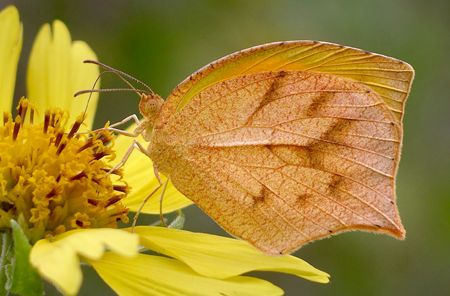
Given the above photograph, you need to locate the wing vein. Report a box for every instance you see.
[240,44,303,74]
[213,157,341,231]
[199,161,303,238]
[327,60,403,66]
[273,116,395,127]
[325,72,411,82]
[203,150,394,201]
[322,67,413,72]
[273,45,341,70]
[207,159,313,237]
[363,81,408,94]
[277,169,398,228]
[300,47,351,71]
[274,127,395,159]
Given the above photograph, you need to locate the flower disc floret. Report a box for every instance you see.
[0,99,129,243]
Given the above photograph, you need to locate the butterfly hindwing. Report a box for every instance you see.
[150,67,407,254]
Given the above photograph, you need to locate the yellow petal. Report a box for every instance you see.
[27,20,99,129]
[90,253,283,296]
[0,5,22,114]
[133,226,330,283]
[115,125,192,214]
[30,228,139,295]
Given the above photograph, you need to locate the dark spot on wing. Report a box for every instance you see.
[265,117,352,172]
[306,91,336,117]
[245,71,288,125]
[259,71,287,107]
[297,193,313,203]
[252,186,270,204]
[268,145,321,168]
[328,174,344,196]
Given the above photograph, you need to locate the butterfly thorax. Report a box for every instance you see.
[138,93,164,140]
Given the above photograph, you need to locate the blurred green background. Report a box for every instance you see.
[2,0,449,295]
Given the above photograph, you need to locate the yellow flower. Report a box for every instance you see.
[0,5,329,296]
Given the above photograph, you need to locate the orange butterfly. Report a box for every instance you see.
[92,41,414,255]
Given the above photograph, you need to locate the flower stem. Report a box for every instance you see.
[0,231,12,296]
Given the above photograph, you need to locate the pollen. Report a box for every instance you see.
[0,98,129,243]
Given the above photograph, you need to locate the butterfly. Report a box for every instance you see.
[93,41,414,255]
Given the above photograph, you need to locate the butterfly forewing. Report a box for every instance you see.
[156,41,413,129]
[150,41,413,254]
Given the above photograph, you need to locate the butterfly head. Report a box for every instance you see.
[139,93,164,127]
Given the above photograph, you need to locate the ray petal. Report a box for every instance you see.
[133,226,330,283]
[30,229,138,295]
[0,5,22,114]
[91,253,284,296]
[27,20,99,129]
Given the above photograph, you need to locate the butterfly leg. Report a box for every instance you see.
[153,164,163,185]
[158,178,169,227]
[151,163,166,225]
[75,114,142,136]
[131,183,162,230]
[108,114,141,129]
[131,178,169,229]
[108,139,150,174]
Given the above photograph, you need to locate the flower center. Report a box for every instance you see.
[0,99,128,243]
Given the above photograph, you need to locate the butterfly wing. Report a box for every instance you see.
[151,41,414,254]
[157,41,413,126]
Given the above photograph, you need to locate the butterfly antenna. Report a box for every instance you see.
[79,70,103,123]
[84,60,154,94]
[76,70,130,124]
[75,68,149,123]
[75,61,155,127]
[75,88,151,97]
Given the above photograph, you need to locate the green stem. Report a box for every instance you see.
[0,231,12,296]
